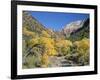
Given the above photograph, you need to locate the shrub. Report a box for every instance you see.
[55,39,72,56]
[41,53,49,67]
[73,38,90,65]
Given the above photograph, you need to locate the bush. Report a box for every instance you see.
[55,39,72,56]
[65,38,89,65]
[73,38,90,65]
[41,54,49,67]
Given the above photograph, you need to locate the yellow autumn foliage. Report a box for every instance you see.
[39,37,57,56]
[23,27,35,37]
[28,38,39,47]
[55,39,72,55]
[42,30,51,38]
[41,53,49,67]
[74,38,89,55]
[56,39,72,47]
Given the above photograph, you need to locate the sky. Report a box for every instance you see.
[29,11,89,31]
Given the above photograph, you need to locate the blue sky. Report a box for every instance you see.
[29,11,89,31]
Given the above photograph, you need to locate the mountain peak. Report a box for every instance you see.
[62,20,85,37]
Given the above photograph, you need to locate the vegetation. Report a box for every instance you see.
[22,11,90,68]
[65,38,89,65]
